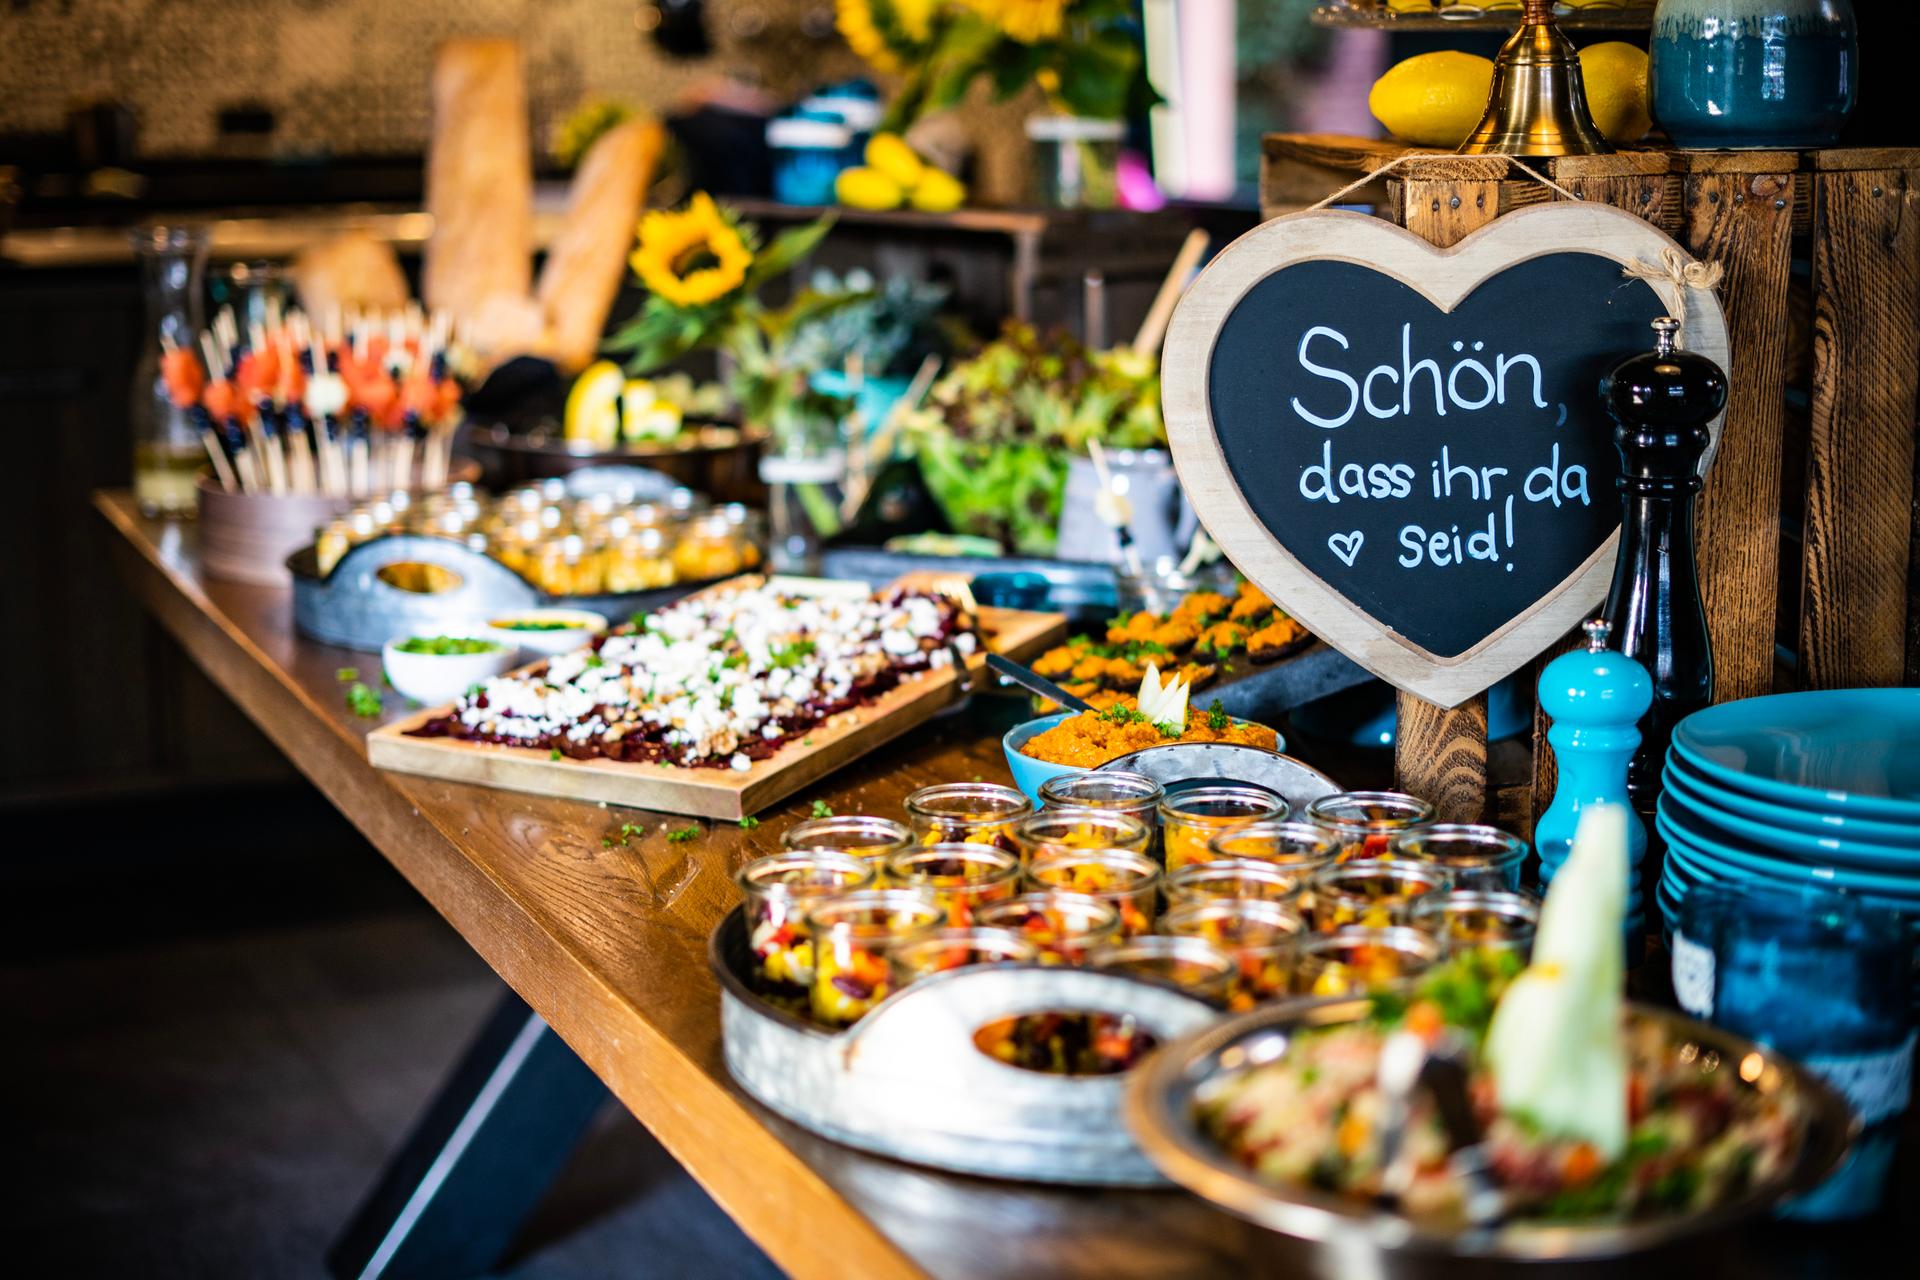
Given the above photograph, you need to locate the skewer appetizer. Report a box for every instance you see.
[165,302,470,499]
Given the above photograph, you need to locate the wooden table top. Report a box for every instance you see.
[94,491,1248,1280]
[97,490,1909,1279]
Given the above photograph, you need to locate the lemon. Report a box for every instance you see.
[564,360,625,448]
[910,168,967,214]
[865,132,924,189]
[836,166,904,211]
[1368,52,1496,149]
[1579,42,1652,146]
[622,382,684,443]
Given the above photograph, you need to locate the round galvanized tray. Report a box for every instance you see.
[1100,743,1341,808]
[710,908,1220,1185]
[288,535,701,652]
[1126,996,1855,1277]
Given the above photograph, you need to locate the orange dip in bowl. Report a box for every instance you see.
[1018,703,1278,769]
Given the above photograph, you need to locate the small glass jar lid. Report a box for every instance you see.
[1165,857,1306,904]
[1086,935,1236,1002]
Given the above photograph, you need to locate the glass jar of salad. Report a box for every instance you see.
[904,782,1033,852]
[1009,810,1152,865]
[1037,771,1164,825]
[604,524,677,592]
[805,889,946,1028]
[782,815,914,866]
[883,844,1022,926]
[1388,824,1531,893]
[735,851,876,1000]
[1207,820,1343,878]
[1027,848,1161,937]
[888,926,1037,989]
[1291,925,1443,997]
[1161,898,1305,1011]
[1304,859,1448,932]
[1165,857,1307,906]
[1159,786,1289,873]
[1409,889,1539,959]
[974,892,1122,964]
[1305,791,1436,861]
[1086,935,1236,1005]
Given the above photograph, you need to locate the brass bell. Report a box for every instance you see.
[1458,0,1612,157]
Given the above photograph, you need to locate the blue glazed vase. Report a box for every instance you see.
[1650,0,1858,150]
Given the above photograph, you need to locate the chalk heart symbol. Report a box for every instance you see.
[1159,204,1728,709]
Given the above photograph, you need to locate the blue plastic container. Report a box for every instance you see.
[768,114,852,206]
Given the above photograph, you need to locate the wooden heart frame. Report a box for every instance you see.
[1162,203,1730,709]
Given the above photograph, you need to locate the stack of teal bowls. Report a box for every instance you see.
[1657,690,1920,970]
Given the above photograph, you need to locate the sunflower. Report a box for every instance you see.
[961,0,1070,45]
[630,194,753,307]
[836,0,900,73]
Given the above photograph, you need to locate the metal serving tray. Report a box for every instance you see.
[710,908,1220,1186]
[288,534,702,652]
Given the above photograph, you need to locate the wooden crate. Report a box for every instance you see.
[1259,135,1920,829]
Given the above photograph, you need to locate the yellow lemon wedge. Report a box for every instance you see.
[622,383,684,443]
[909,168,967,213]
[1368,51,1496,149]
[865,132,925,189]
[836,166,904,211]
[1579,42,1652,146]
[564,360,625,449]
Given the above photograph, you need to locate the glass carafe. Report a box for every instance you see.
[129,225,208,517]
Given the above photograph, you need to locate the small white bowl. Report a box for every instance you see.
[382,630,520,706]
[481,608,610,658]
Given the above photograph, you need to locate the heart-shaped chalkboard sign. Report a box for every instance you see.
[1163,204,1728,708]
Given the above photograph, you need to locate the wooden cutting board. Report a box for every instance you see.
[367,576,1065,818]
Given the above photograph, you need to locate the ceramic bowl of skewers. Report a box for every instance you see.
[171,301,475,585]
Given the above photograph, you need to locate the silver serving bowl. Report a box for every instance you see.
[1125,997,1855,1276]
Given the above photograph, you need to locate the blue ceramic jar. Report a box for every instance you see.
[1650,0,1858,149]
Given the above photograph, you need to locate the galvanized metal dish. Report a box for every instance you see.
[1100,743,1341,810]
[710,908,1220,1185]
[288,535,697,652]
[1125,997,1855,1275]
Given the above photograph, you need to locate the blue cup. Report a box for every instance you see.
[1674,881,1913,1219]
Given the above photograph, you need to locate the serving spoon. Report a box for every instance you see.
[1373,1029,1510,1232]
[985,653,1097,715]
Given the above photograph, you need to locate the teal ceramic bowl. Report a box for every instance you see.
[1002,712,1081,805]
[1655,802,1920,901]
[1664,756,1920,866]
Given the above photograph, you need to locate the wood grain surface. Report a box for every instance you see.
[91,492,1244,1280]
[1800,169,1920,689]
[1686,168,1796,703]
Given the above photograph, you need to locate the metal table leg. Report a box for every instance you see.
[328,988,608,1280]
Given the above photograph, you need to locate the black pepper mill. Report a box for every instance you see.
[1599,315,1728,823]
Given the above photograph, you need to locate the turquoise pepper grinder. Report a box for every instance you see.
[1537,619,1653,920]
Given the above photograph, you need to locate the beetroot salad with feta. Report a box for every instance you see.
[408,583,977,769]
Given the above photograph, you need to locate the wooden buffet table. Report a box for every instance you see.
[94,490,1245,1280]
[97,490,1906,1279]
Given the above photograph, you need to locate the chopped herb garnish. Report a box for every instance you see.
[1098,704,1148,727]
[465,683,485,699]
[1153,720,1183,737]
[395,635,503,655]
[810,799,834,818]
[1206,699,1229,730]
[771,638,818,669]
[345,683,382,717]
[584,654,604,669]
[335,667,359,682]
[549,747,563,761]
[738,816,761,830]
[666,824,701,843]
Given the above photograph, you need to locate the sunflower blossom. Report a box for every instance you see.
[962,0,1070,44]
[836,0,901,73]
[630,194,753,307]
